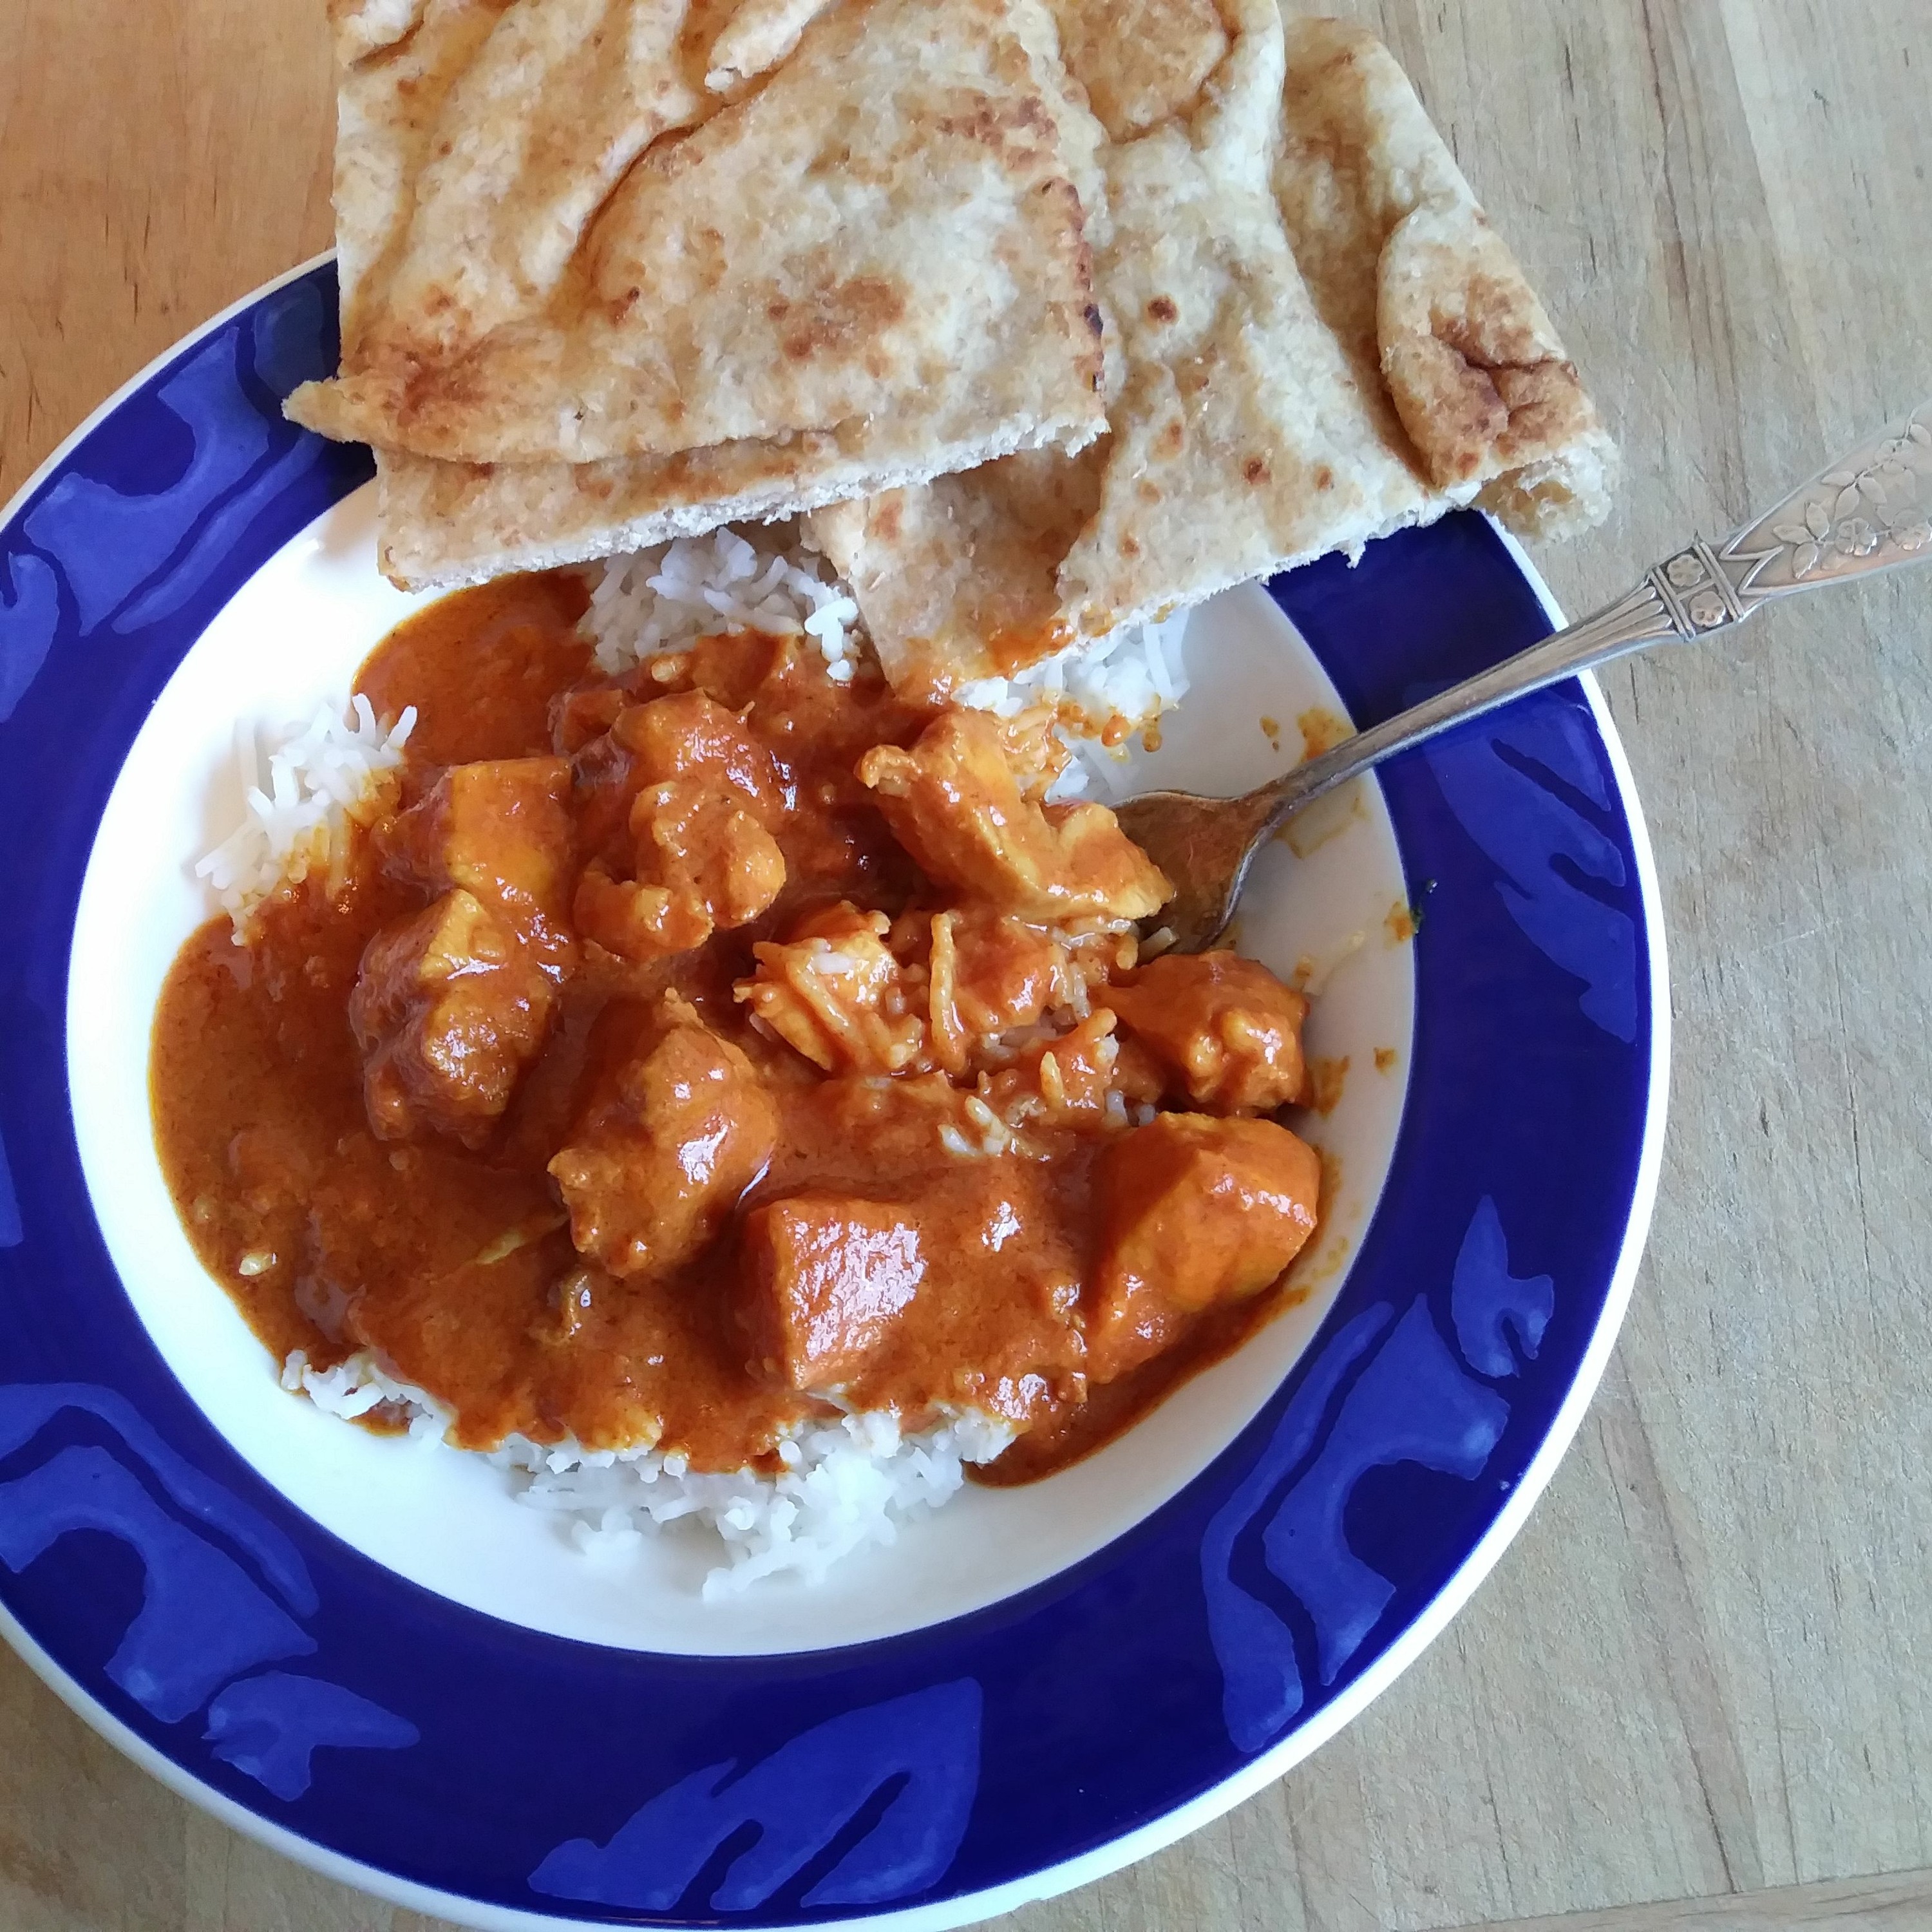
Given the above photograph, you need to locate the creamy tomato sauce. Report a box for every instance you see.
[151,573,1323,1479]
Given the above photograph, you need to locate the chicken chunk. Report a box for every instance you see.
[930,909,1061,1039]
[381,757,575,969]
[572,860,715,961]
[737,1194,925,1392]
[927,908,1067,1074]
[550,683,627,755]
[614,689,782,802]
[573,691,788,962]
[857,710,1171,921]
[736,902,925,1074]
[574,688,782,860]
[548,1022,777,1278]
[1086,1112,1320,1382]
[641,771,788,925]
[1106,952,1311,1113]
[923,911,1136,1075]
[349,889,557,1147]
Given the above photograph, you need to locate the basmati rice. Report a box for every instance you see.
[582,526,862,683]
[282,1347,451,1444]
[196,694,415,934]
[954,605,1193,799]
[280,1348,1012,1594]
[497,1408,1014,1598]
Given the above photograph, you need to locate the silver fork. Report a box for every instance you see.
[1117,401,1932,954]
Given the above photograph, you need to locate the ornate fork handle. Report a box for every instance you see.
[1271,399,1932,819]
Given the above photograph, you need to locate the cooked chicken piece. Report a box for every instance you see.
[1086,1112,1321,1382]
[614,688,783,802]
[639,770,789,925]
[933,909,1059,1027]
[990,703,1077,796]
[857,710,1171,921]
[737,1193,925,1392]
[381,756,576,967]
[737,902,925,1074]
[575,689,782,852]
[926,908,1074,1074]
[572,860,714,961]
[572,690,788,961]
[1106,952,1311,1113]
[924,911,1137,1075]
[548,1021,777,1278]
[349,889,556,1146]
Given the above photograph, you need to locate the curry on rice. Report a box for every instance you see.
[138,0,1618,1589]
[150,570,1324,1488]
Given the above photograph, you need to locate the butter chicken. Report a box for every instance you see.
[151,574,1323,1481]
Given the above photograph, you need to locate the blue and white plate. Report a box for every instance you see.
[0,261,1665,1927]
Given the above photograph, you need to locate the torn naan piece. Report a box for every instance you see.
[703,0,834,90]
[817,4,1616,687]
[806,447,1107,699]
[318,0,1106,590]
[331,0,524,360]
[323,0,863,589]
[290,0,1108,479]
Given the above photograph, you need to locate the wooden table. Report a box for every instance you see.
[5,3,1929,1928]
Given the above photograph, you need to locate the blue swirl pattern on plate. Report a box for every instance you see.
[0,263,1655,1924]
[1200,1197,1559,1754]
[0,1385,414,1795]
[532,1680,981,1913]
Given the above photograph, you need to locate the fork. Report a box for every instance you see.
[1115,401,1932,954]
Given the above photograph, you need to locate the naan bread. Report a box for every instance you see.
[377,430,1097,592]
[1050,0,1227,141]
[332,0,522,359]
[313,0,1113,590]
[291,0,1108,473]
[809,446,1108,699]
[1054,0,1434,637]
[703,0,835,89]
[816,4,1616,686]
[1272,17,1616,536]
[343,0,738,370]
[330,0,433,65]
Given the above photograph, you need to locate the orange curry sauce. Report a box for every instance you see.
[151,573,1324,1480]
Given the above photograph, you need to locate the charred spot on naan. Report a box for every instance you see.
[763,274,911,365]
[1278,17,1614,506]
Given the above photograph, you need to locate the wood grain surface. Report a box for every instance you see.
[4,2,1930,1929]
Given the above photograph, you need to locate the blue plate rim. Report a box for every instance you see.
[0,260,1671,1932]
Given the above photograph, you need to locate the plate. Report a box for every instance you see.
[0,260,1666,1927]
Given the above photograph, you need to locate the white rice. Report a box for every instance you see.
[280,1349,1010,1595]
[281,1347,451,1444]
[196,694,415,933]
[955,606,1193,799]
[496,1407,1014,1598]
[582,526,864,683]
[577,522,1191,799]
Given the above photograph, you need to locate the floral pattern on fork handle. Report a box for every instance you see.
[1659,403,1932,632]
